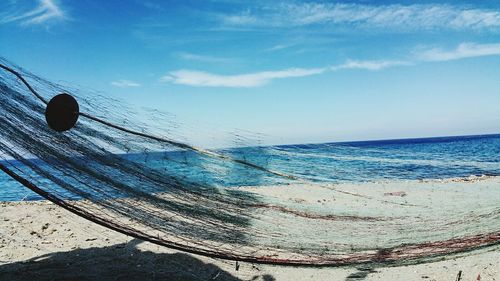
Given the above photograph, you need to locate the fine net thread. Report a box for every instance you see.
[0,57,499,266]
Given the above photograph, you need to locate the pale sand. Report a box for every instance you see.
[1,179,499,280]
[237,176,500,262]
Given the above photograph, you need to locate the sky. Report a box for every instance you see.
[1,0,500,146]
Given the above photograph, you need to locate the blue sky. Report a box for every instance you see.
[1,0,500,146]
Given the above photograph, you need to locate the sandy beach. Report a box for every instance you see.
[1,178,499,280]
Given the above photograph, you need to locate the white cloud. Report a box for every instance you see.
[161,42,500,88]
[160,60,414,88]
[161,67,326,87]
[220,10,257,25]
[2,0,65,25]
[417,42,500,62]
[111,80,141,88]
[220,3,500,31]
[332,60,411,71]
[265,44,295,52]
[177,52,234,63]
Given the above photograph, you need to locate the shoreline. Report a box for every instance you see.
[2,174,499,203]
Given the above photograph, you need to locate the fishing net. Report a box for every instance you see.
[0,58,499,266]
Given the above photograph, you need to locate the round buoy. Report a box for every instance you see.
[45,93,79,132]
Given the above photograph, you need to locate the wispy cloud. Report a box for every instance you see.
[111,80,141,88]
[332,60,411,71]
[177,52,234,63]
[161,67,326,88]
[2,0,65,26]
[264,43,295,52]
[220,10,257,26]
[160,60,407,88]
[219,3,500,31]
[161,42,500,88]
[417,43,500,62]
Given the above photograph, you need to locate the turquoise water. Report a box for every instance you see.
[1,134,499,201]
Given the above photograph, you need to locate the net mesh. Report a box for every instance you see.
[0,58,499,266]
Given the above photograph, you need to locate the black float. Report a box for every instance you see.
[45,93,79,132]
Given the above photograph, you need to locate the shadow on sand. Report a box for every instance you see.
[0,239,275,281]
[344,267,378,280]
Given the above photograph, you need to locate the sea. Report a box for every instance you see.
[1,134,499,202]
